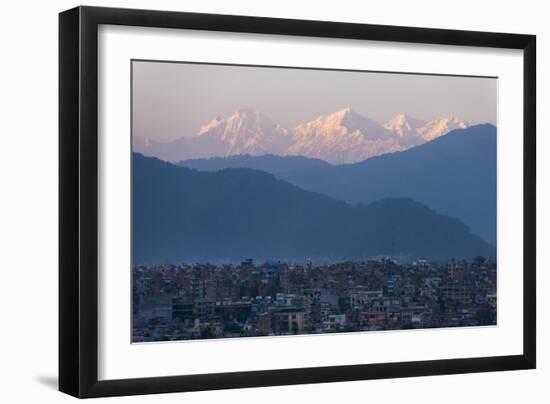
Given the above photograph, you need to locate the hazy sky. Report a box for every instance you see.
[132,60,497,143]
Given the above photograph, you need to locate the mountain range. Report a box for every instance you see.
[179,124,497,243]
[133,152,495,263]
[133,108,469,164]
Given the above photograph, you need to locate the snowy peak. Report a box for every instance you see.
[200,109,281,138]
[383,113,469,145]
[289,108,401,164]
[134,107,473,164]
[198,115,224,135]
[195,108,290,156]
[383,113,426,137]
[329,107,365,124]
[418,116,469,142]
[294,107,387,140]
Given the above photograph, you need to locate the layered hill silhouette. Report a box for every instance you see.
[133,153,494,264]
[179,124,497,243]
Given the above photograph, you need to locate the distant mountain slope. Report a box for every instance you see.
[177,125,497,243]
[279,124,497,243]
[133,108,470,164]
[178,154,331,174]
[133,153,494,263]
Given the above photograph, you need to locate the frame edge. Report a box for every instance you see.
[522,34,536,369]
[59,5,81,398]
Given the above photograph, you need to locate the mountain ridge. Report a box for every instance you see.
[178,153,331,174]
[133,152,494,263]
[178,124,497,243]
[133,108,471,164]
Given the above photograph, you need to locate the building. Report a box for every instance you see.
[349,288,383,307]
[272,308,304,334]
[324,314,346,331]
[448,260,466,281]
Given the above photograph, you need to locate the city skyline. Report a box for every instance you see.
[133,257,497,342]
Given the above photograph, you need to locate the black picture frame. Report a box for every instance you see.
[59,5,536,398]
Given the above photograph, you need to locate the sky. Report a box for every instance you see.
[132,60,497,143]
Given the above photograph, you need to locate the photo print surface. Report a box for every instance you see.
[131,60,497,343]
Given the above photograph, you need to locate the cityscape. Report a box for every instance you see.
[132,257,496,342]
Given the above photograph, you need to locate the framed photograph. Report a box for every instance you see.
[59,6,536,398]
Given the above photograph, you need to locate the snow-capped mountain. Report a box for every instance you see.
[196,108,291,156]
[133,108,471,164]
[417,116,469,142]
[382,113,427,148]
[288,108,402,164]
[287,109,469,163]
[382,113,469,149]
[133,109,290,162]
